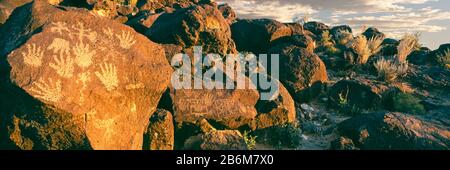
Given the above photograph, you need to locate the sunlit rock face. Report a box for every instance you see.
[0,1,172,150]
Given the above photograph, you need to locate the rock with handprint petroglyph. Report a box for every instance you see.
[0,1,172,150]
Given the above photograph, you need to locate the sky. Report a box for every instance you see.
[218,0,450,50]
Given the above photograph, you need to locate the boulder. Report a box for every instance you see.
[231,18,292,54]
[303,21,330,36]
[285,23,306,35]
[269,34,315,53]
[330,137,358,150]
[408,65,450,89]
[137,0,197,11]
[0,1,172,150]
[330,25,352,44]
[126,11,161,34]
[268,45,328,102]
[407,47,432,65]
[0,0,33,25]
[429,43,450,66]
[330,25,352,37]
[143,109,174,150]
[91,0,119,19]
[337,112,450,150]
[382,38,399,46]
[362,27,385,40]
[146,3,237,56]
[379,44,398,57]
[171,88,260,129]
[251,78,296,130]
[218,3,236,24]
[184,130,247,150]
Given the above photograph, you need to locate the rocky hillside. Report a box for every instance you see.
[0,0,448,150]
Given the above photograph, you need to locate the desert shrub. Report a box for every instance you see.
[256,123,302,149]
[243,131,257,150]
[333,88,363,115]
[316,31,340,56]
[397,33,420,62]
[373,58,409,82]
[392,93,425,114]
[436,49,450,68]
[349,34,384,64]
[295,15,310,25]
[318,31,334,47]
[350,35,371,64]
[114,0,137,6]
[367,36,384,56]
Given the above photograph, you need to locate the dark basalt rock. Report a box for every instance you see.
[337,112,450,150]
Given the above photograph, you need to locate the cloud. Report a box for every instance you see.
[218,0,450,40]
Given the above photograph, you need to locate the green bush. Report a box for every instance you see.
[392,93,426,114]
[243,131,257,150]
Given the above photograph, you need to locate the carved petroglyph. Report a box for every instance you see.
[77,72,91,103]
[95,63,119,91]
[203,93,214,106]
[73,43,96,68]
[174,90,252,119]
[116,30,136,49]
[103,27,114,40]
[70,22,97,43]
[131,103,137,113]
[50,22,70,35]
[29,78,63,103]
[125,83,144,90]
[49,53,75,78]
[78,72,91,87]
[87,110,120,140]
[22,44,44,67]
[48,38,71,54]
[94,117,116,139]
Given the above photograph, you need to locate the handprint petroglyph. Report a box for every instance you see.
[103,27,114,40]
[203,93,215,106]
[22,44,44,67]
[50,22,70,35]
[48,38,70,54]
[73,42,96,68]
[29,78,63,103]
[116,30,136,49]
[95,63,119,91]
[50,53,75,78]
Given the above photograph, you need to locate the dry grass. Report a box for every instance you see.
[349,34,384,64]
[367,36,384,55]
[397,33,419,63]
[374,58,409,82]
[351,35,371,64]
